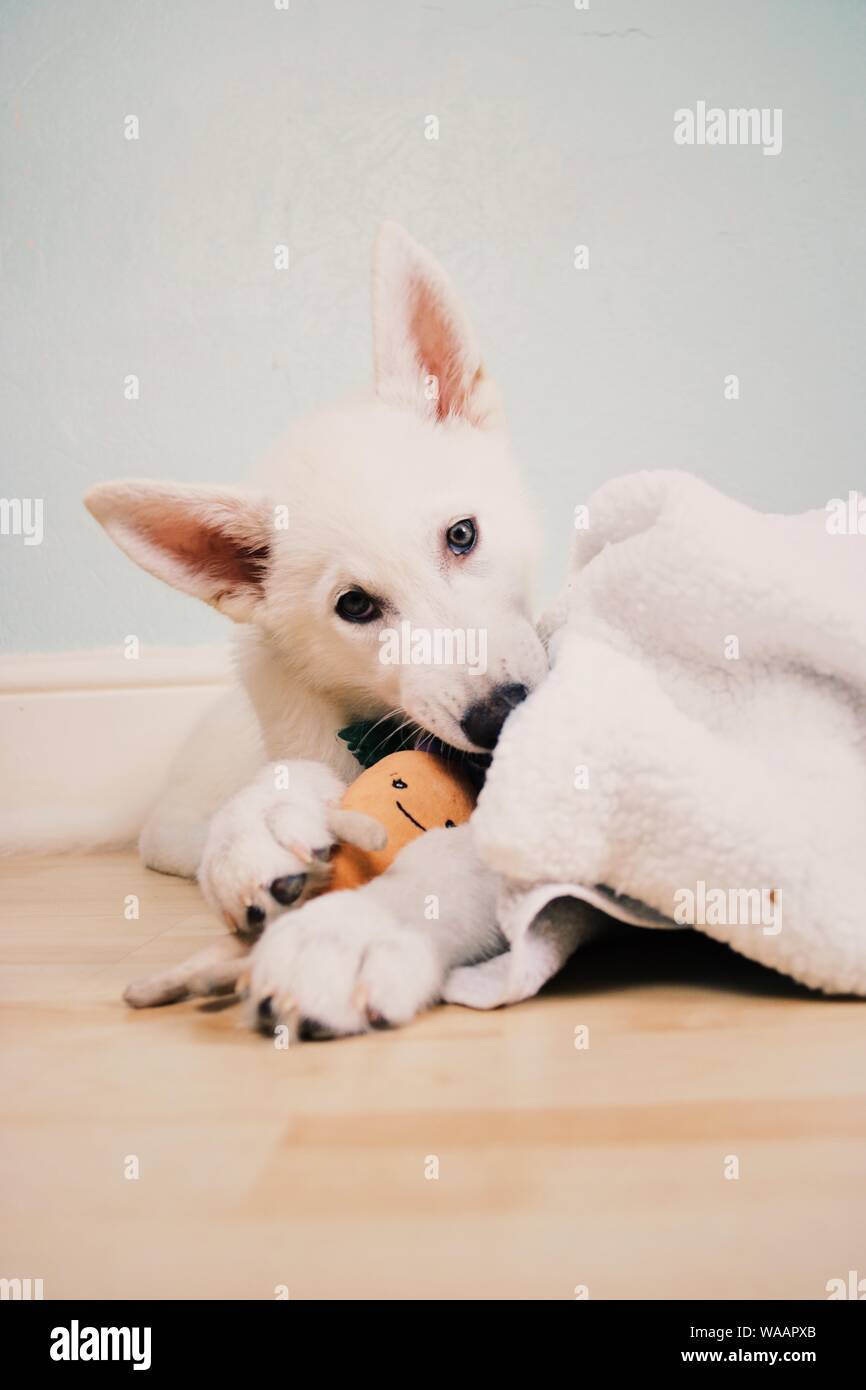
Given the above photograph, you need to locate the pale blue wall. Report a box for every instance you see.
[2,0,864,652]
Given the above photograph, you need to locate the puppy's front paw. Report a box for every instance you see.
[198,761,345,933]
[247,892,443,1040]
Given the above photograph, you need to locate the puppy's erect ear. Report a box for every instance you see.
[84,481,274,623]
[372,222,502,429]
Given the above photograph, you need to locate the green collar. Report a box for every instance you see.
[337,718,417,770]
[337,717,490,789]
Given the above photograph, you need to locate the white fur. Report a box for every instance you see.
[86,224,547,1034]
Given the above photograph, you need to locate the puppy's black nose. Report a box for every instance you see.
[460,682,529,751]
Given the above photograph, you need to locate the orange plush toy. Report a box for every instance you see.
[324,750,477,892]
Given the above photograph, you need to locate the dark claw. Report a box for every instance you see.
[366,1008,391,1031]
[270,873,307,907]
[246,904,266,930]
[257,996,275,1028]
[297,1016,331,1041]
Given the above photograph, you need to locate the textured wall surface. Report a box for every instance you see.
[2,0,864,651]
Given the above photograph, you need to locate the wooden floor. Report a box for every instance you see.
[1,852,864,1301]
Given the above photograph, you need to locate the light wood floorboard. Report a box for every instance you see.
[2,853,864,1300]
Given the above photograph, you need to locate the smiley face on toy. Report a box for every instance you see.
[327,750,477,891]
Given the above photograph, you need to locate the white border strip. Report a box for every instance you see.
[0,645,233,693]
[0,647,233,855]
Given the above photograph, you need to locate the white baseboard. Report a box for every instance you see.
[0,647,233,854]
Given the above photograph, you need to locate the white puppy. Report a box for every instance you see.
[86,224,550,1037]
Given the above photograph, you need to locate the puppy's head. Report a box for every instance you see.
[86,224,547,753]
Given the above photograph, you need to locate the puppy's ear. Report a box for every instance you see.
[84,481,273,622]
[372,222,502,429]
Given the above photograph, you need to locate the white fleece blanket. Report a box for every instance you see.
[468,470,866,1002]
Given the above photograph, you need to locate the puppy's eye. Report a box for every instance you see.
[392,778,407,789]
[335,588,381,624]
[446,518,477,555]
